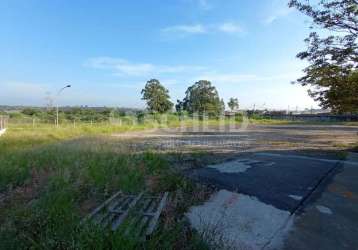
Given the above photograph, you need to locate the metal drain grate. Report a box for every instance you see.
[83,191,168,239]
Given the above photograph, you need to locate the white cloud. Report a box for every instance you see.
[264,7,293,25]
[86,57,302,85]
[85,57,206,77]
[161,24,207,35]
[218,22,243,34]
[161,22,244,37]
[193,72,300,84]
[86,57,155,76]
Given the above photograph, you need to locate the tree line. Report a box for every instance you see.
[13,107,131,122]
[141,79,239,117]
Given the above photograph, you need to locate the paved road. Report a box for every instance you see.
[186,152,358,249]
[186,152,344,213]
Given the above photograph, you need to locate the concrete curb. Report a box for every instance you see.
[0,128,7,136]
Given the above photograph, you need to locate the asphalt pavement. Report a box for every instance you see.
[186,152,358,249]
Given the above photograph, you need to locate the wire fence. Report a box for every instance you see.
[6,116,141,128]
[5,113,247,132]
[0,115,8,130]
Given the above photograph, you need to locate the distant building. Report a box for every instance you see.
[300,108,331,115]
[224,110,240,117]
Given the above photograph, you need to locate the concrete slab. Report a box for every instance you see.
[186,189,293,250]
[187,153,342,212]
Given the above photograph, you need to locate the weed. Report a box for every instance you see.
[0,122,212,248]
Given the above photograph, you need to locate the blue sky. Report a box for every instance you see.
[0,0,319,110]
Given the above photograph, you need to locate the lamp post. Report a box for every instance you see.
[56,84,71,127]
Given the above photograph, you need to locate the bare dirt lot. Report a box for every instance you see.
[113,124,358,157]
[113,124,358,250]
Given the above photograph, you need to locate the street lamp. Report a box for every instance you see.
[56,84,71,127]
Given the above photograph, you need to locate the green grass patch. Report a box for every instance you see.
[0,122,212,249]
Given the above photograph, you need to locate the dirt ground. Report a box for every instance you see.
[113,124,358,157]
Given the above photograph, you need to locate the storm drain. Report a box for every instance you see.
[83,191,168,239]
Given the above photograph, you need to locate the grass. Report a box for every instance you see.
[0,122,157,153]
[0,120,215,249]
[1,116,356,249]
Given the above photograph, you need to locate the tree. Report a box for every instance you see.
[181,80,224,117]
[220,99,226,112]
[289,0,358,113]
[141,79,173,113]
[22,108,39,116]
[175,99,184,113]
[227,98,239,111]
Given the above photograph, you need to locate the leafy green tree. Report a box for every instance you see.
[21,108,39,116]
[136,111,145,123]
[175,100,184,113]
[228,98,239,111]
[182,80,224,117]
[141,79,173,113]
[289,0,358,113]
